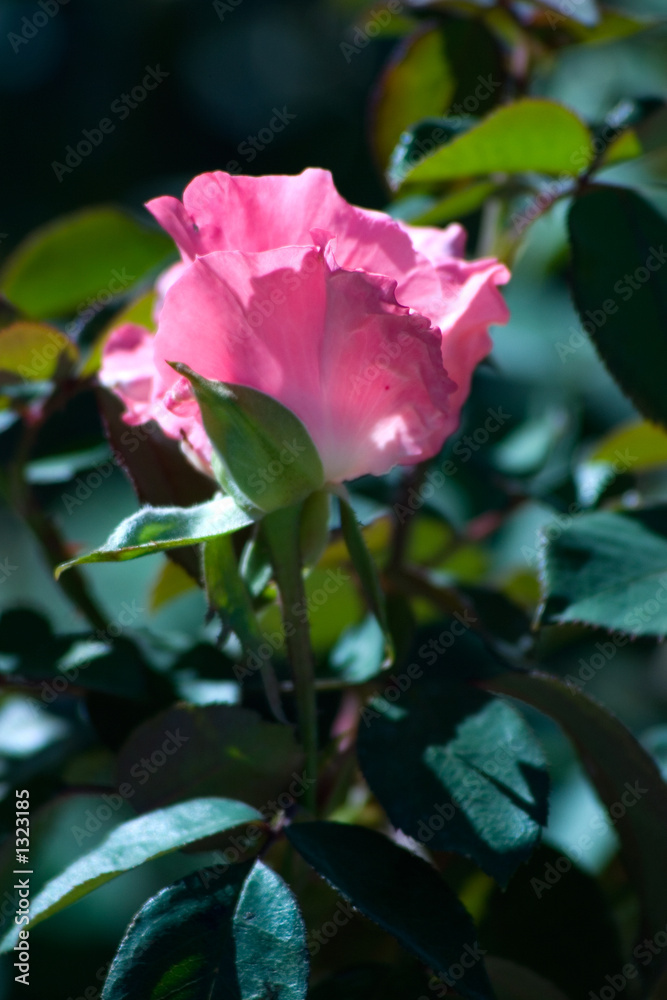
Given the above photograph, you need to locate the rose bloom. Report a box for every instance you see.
[100,169,509,483]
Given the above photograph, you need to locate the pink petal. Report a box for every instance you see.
[131,169,511,481]
[154,243,455,483]
[99,323,213,473]
[98,324,158,423]
[434,258,511,434]
[153,261,188,323]
[396,220,468,263]
[146,168,443,306]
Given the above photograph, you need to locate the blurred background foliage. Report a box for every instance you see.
[2,0,667,998]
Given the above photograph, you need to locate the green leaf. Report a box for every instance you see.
[480,671,667,953]
[24,442,111,484]
[240,533,274,598]
[115,704,303,813]
[0,206,173,319]
[299,489,331,567]
[233,862,309,999]
[540,506,667,635]
[203,535,285,728]
[338,496,392,660]
[286,822,494,1000]
[590,420,667,472]
[568,187,667,426]
[328,614,386,684]
[371,25,454,169]
[389,116,472,191]
[101,860,308,1000]
[392,99,593,189]
[204,533,264,651]
[0,322,78,383]
[171,364,324,513]
[204,512,303,722]
[575,419,667,505]
[408,182,498,226]
[0,798,264,951]
[357,668,548,885]
[56,495,254,575]
[102,862,252,1000]
[599,127,643,167]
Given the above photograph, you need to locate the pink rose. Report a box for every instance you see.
[100,168,509,483]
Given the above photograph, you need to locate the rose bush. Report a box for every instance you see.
[100,168,509,483]
[8,7,667,997]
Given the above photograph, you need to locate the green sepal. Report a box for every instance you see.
[170,363,325,514]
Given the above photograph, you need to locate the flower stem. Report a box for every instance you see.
[262,503,318,813]
[202,532,285,722]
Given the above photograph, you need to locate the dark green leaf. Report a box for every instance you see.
[568,187,667,426]
[171,364,324,514]
[115,704,303,813]
[357,670,548,885]
[11,637,149,699]
[389,117,472,191]
[0,798,264,951]
[286,822,494,1000]
[56,495,254,574]
[102,862,252,1000]
[481,670,667,953]
[0,611,154,699]
[232,862,309,999]
[0,207,173,319]
[0,607,54,654]
[479,846,622,1000]
[540,506,667,635]
[101,860,308,1000]
[484,958,573,1000]
[441,16,504,120]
